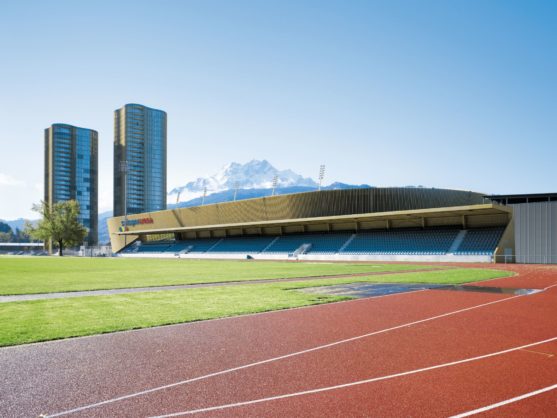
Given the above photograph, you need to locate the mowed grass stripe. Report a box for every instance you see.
[0,268,511,347]
[0,257,440,295]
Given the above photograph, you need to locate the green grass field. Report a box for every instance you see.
[0,257,440,295]
[0,260,512,347]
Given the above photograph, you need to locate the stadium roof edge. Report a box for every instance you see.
[485,192,557,199]
[116,203,511,236]
[169,186,481,210]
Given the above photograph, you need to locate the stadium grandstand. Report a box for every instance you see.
[0,242,46,256]
[108,187,519,263]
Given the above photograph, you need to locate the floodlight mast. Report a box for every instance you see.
[233,181,239,201]
[201,186,207,206]
[271,175,278,196]
[318,165,326,191]
[119,160,129,247]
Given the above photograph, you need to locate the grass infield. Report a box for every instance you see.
[0,257,440,295]
[0,267,512,347]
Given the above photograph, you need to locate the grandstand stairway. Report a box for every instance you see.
[261,236,280,253]
[205,239,224,253]
[338,234,356,253]
[448,230,467,254]
[177,245,193,254]
[292,243,312,256]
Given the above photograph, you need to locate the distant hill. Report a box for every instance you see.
[0,218,37,233]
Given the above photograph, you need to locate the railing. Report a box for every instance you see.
[79,246,114,257]
[292,243,312,256]
[493,254,557,264]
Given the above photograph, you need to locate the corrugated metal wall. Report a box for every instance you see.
[512,201,557,264]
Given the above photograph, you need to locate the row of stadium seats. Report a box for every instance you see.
[123,227,505,256]
[0,250,48,256]
[264,233,352,254]
[454,228,505,255]
[168,239,221,253]
[208,236,276,253]
[341,229,459,255]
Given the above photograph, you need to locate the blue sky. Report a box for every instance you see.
[0,0,555,219]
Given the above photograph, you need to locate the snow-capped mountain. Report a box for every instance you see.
[97,162,371,243]
[168,160,318,204]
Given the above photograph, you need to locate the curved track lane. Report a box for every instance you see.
[63,287,557,417]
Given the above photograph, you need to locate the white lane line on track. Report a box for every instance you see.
[450,383,557,417]
[45,290,536,418]
[151,336,557,417]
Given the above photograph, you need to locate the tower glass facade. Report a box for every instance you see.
[114,104,167,217]
[45,124,98,245]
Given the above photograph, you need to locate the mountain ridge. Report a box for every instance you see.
[168,159,319,204]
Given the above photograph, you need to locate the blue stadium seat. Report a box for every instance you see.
[263,233,351,254]
[133,242,173,253]
[207,236,276,253]
[341,229,459,255]
[453,227,505,255]
[167,238,221,253]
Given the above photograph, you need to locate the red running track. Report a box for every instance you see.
[0,264,556,417]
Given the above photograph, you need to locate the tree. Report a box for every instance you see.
[0,222,14,242]
[0,221,12,234]
[14,227,34,243]
[25,200,87,256]
[0,231,13,243]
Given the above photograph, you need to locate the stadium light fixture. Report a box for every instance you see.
[318,164,326,191]
[201,186,207,206]
[272,175,278,196]
[233,181,239,201]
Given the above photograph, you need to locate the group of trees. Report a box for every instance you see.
[25,200,87,256]
[0,222,33,243]
[2,200,88,256]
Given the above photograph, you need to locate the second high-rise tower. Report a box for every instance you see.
[114,103,167,217]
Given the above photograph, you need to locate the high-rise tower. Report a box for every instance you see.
[114,104,167,217]
[44,124,98,245]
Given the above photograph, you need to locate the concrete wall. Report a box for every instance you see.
[511,201,557,264]
[118,252,492,263]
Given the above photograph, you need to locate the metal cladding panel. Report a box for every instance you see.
[167,188,484,228]
[513,201,557,264]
